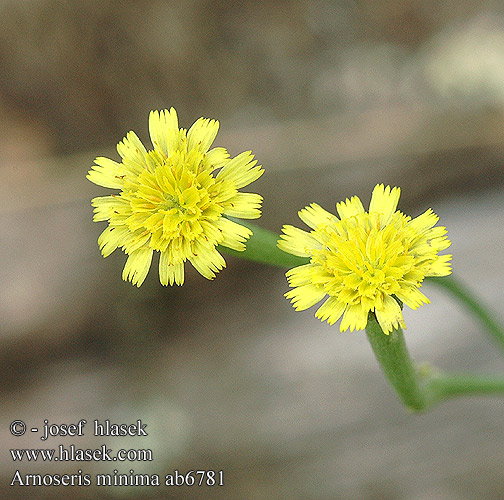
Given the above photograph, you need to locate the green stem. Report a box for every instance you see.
[426,275,504,352]
[366,316,504,410]
[426,374,504,403]
[365,316,429,410]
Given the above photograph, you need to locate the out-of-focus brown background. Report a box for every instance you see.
[1,1,504,499]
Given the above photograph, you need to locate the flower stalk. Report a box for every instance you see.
[366,316,504,411]
[425,373,504,402]
[365,315,429,410]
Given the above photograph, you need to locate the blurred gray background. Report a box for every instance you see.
[1,0,504,499]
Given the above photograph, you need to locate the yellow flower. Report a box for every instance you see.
[87,108,263,286]
[278,184,452,334]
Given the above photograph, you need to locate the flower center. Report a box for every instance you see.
[314,212,415,306]
[160,193,186,213]
[118,149,230,254]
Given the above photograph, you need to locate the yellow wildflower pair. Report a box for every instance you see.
[88,109,452,334]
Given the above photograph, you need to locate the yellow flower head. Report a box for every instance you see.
[87,108,263,286]
[278,184,452,334]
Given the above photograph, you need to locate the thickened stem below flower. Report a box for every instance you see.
[365,316,429,410]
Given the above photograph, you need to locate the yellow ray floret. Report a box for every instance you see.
[88,108,264,286]
[278,184,452,334]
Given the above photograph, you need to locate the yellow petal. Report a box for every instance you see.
[340,303,368,332]
[375,295,405,334]
[286,263,317,287]
[315,297,346,325]
[336,195,364,219]
[122,248,153,287]
[215,217,252,251]
[117,131,148,167]
[187,117,219,153]
[395,285,430,310]
[189,244,226,279]
[204,147,230,170]
[278,225,320,257]
[224,192,263,219]
[298,203,338,230]
[285,284,326,311]
[98,225,130,257]
[369,184,400,224]
[216,151,263,188]
[87,157,125,189]
[92,195,129,222]
[159,252,185,286]
[428,254,452,277]
[408,208,439,234]
[149,108,180,155]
